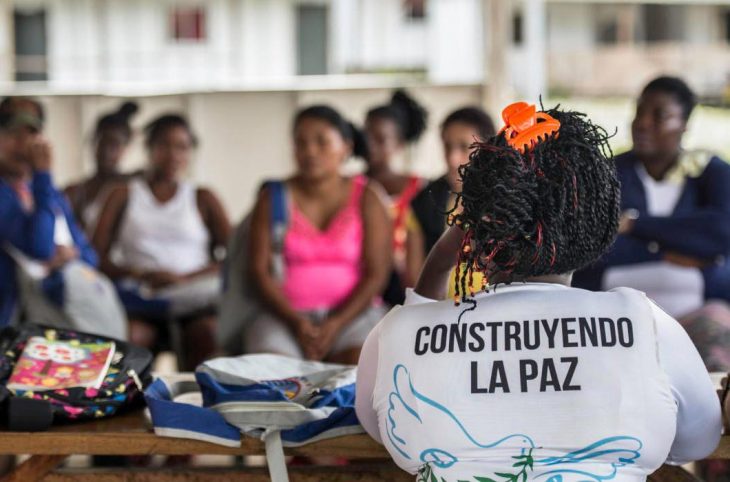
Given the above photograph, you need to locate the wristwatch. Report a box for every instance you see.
[624,208,640,221]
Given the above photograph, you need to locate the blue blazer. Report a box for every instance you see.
[0,172,97,326]
[573,151,730,302]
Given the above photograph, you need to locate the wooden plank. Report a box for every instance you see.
[35,463,707,482]
[42,465,414,482]
[709,438,730,460]
[648,465,701,482]
[0,455,67,482]
[0,411,387,458]
[0,432,387,458]
[0,409,725,462]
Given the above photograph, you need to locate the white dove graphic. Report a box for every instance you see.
[386,364,535,469]
[385,364,643,481]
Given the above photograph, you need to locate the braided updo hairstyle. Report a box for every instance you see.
[366,89,428,143]
[449,105,620,303]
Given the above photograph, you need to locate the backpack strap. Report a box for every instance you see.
[266,181,288,281]
[264,430,290,482]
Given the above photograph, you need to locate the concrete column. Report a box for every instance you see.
[523,0,547,103]
[483,0,510,114]
[617,4,637,45]
[0,0,13,83]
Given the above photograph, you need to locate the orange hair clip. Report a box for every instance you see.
[498,102,560,153]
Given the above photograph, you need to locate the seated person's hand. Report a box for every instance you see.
[294,317,321,360]
[618,210,639,235]
[46,245,79,271]
[140,270,183,289]
[310,319,341,361]
[27,137,52,172]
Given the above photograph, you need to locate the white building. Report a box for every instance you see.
[2,0,730,98]
[0,0,483,92]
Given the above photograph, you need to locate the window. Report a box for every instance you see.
[13,9,48,81]
[170,6,206,42]
[296,5,328,75]
[512,11,523,45]
[641,4,684,43]
[404,0,426,20]
[596,19,619,45]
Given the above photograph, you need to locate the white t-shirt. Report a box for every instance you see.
[356,283,721,482]
[116,179,210,275]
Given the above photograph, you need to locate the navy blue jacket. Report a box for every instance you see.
[573,151,730,302]
[0,172,97,326]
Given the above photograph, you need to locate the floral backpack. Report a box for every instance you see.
[0,324,153,431]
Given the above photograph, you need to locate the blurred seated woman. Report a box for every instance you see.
[93,114,231,369]
[65,102,139,234]
[410,107,495,256]
[573,76,730,372]
[0,107,89,324]
[246,105,391,365]
[357,102,721,482]
[365,90,428,303]
[410,107,496,299]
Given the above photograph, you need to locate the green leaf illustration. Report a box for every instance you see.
[474,477,497,482]
[494,472,517,481]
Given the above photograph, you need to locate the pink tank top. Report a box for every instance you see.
[282,176,367,312]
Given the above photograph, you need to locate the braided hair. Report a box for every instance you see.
[442,107,496,140]
[95,101,138,141]
[366,90,428,143]
[449,105,620,303]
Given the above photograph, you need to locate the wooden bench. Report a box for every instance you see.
[0,409,726,481]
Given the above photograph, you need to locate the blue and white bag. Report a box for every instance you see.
[144,354,363,482]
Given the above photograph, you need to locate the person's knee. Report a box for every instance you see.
[128,319,158,348]
[183,315,217,340]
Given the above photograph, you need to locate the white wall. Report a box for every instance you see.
[351,0,428,72]
[44,84,485,221]
[427,0,483,84]
[23,83,730,229]
[46,0,101,87]
[546,3,594,51]
[237,0,295,80]
[37,0,298,90]
[101,0,233,87]
[684,5,721,44]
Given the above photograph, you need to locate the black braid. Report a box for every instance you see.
[448,106,620,303]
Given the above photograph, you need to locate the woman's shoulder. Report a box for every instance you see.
[102,181,131,207]
[358,176,390,212]
[702,152,730,176]
[63,178,85,197]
